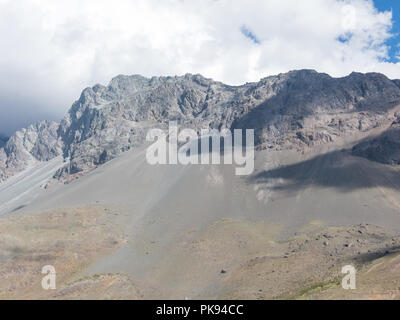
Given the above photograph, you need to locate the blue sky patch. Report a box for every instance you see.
[241,25,260,45]
[374,0,400,62]
[337,32,353,44]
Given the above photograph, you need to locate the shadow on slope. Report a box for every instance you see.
[352,126,400,165]
[250,149,400,193]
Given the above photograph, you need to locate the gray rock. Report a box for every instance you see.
[352,115,400,165]
[56,73,238,177]
[0,121,62,182]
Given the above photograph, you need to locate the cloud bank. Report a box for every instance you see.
[0,0,399,134]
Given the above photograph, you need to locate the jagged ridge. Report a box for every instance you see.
[1,70,400,183]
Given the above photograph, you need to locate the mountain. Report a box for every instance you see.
[54,70,400,180]
[1,70,400,299]
[1,69,400,184]
[2,70,400,183]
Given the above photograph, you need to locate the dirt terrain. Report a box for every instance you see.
[0,205,399,299]
[0,206,137,299]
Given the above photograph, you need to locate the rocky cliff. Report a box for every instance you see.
[0,121,62,182]
[1,70,400,183]
[352,113,400,165]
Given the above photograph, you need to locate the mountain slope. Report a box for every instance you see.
[8,140,400,299]
[352,116,400,165]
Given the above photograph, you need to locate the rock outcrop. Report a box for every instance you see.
[352,114,400,165]
[232,71,400,147]
[56,74,230,177]
[0,121,62,182]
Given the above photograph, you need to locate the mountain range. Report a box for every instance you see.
[1,69,400,183]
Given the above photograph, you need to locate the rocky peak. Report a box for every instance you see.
[233,70,400,146]
[0,120,62,182]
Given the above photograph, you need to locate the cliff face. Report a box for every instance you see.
[56,74,234,177]
[232,71,400,146]
[2,70,400,183]
[352,114,400,165]
[0,121,62,182]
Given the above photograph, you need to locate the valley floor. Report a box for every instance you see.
[0,204,399,300]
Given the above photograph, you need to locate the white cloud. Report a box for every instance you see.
[0,0,399,134]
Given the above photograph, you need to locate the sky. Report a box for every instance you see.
[0,0,399,135]
[374,0,400,62]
